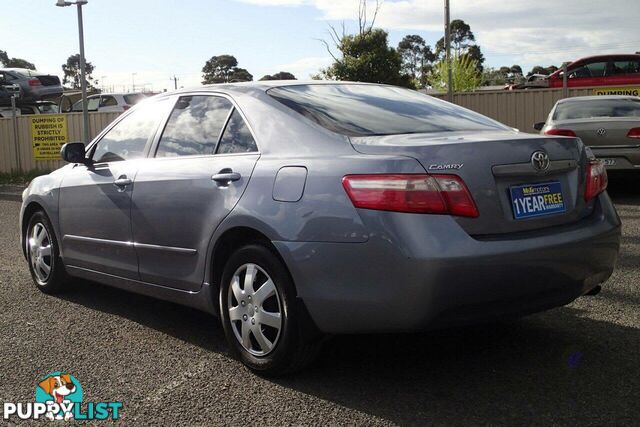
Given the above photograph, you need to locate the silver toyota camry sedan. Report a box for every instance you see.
[20,82,621,375]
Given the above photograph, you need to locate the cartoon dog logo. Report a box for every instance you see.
[36,373,81,420]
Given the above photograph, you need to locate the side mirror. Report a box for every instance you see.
[61,142,89,164]
[533,122,545,131]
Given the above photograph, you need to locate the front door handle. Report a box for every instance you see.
[113,176,132,191]
[212,169,241,184]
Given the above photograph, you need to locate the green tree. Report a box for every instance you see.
[429,53,481,92]
[435,20,484,72]
[319,28,412,87]
[510,65,523,76]
[317,0,412,87]
[0,50,36,69]
[435,19,475,56]
[202,55,253,84]
[397,34,435,88]
[259,71,297,81]
[62,54,95,89]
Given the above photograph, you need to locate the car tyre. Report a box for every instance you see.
[219,243,322,376]
[26,211,70,294]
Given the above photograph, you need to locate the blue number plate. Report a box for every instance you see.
[510,181,566,220]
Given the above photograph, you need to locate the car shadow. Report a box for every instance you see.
[55,281,639,424]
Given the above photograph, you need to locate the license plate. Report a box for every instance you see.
[510,181,566,220]
[601,158,617,166]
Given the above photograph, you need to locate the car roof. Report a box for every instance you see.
[556,95,640,104]
[548,54,640,78]
[166,80,387,97]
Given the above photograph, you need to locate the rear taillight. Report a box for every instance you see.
[122,104,131,111]
[342,174,479,218]
[544,128,577,137]
[627,127,640,139]
[28,78,41,87]
[584,159,608,202]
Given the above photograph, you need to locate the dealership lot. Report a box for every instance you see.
[0,176,638,425]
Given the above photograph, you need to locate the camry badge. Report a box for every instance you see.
[531,151,550,172]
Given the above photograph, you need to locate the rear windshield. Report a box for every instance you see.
[554,98,640,120]
[124,94,146,105]
[267,84,510,137]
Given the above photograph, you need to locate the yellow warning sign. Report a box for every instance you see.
[31,115,68,160]
[593,87,640,97]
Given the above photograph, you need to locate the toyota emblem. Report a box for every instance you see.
[531,151,550,172]
[596,128,607,136]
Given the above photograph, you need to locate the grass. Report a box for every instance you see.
[0,169,51,186]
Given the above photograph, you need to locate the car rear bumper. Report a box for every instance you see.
[591,146,640,170]
[274,192,621,334]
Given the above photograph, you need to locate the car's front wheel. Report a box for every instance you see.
[26,211,70,294]
[219,243,321,376]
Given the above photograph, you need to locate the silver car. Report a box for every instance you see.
[536,95,640,170]
[0,68,63,102]
[20,82,621,375]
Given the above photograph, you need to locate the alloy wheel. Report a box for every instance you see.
[227,263,283,356]
[28,222,53,284]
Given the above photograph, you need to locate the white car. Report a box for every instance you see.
[72,93,148,113]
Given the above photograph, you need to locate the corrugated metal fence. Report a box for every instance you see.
[0,112,119,173]
[0,85,637,174]
[430,85,632,132]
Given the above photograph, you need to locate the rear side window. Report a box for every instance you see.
[611,60,640,75]
[156,95,233,157]
[91,99,169,163]
[553,98,640,120]
[124,94,146,105]
[216,110,258,154]
[267,84,509,137]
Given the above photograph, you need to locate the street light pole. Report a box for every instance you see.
[57,0,89,143]
[444,0,453,102]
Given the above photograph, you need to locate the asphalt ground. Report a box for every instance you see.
[0,174,638,425]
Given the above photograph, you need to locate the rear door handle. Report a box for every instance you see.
[212,170,241,184]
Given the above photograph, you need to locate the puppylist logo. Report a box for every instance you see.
[3,372,122,421]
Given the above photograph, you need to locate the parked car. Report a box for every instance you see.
[0,101,59,117]
[508,73,550,90]
[71,93,148,113]
[547,54,640,89]
[535,95,640,170]
[0,68,63,102]
[20,82,620,375]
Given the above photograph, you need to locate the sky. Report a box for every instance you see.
[2,0,639,92]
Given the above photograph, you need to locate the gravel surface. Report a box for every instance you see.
[0,177,638,425]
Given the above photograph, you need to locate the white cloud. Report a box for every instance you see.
[236,0,640,69]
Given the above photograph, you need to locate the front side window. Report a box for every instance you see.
[91,99,168,163]
[156,95,233,157]
[570,62,607,78]
[268,84,509,137]
[553,98,640,120]
[217,110,258,154]
[100,96,118,107]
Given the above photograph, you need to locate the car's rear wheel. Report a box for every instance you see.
[219,243,321,376]
[26,211,69,294]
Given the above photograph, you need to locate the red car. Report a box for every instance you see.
[547,54,640,90]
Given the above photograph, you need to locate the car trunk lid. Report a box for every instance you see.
[350,130,591,236]
[557,118,640,147]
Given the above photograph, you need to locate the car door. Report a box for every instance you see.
[58,98,171,279]
[568,60,607,87]
[606,58,640,88]
[131,94,260,291]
